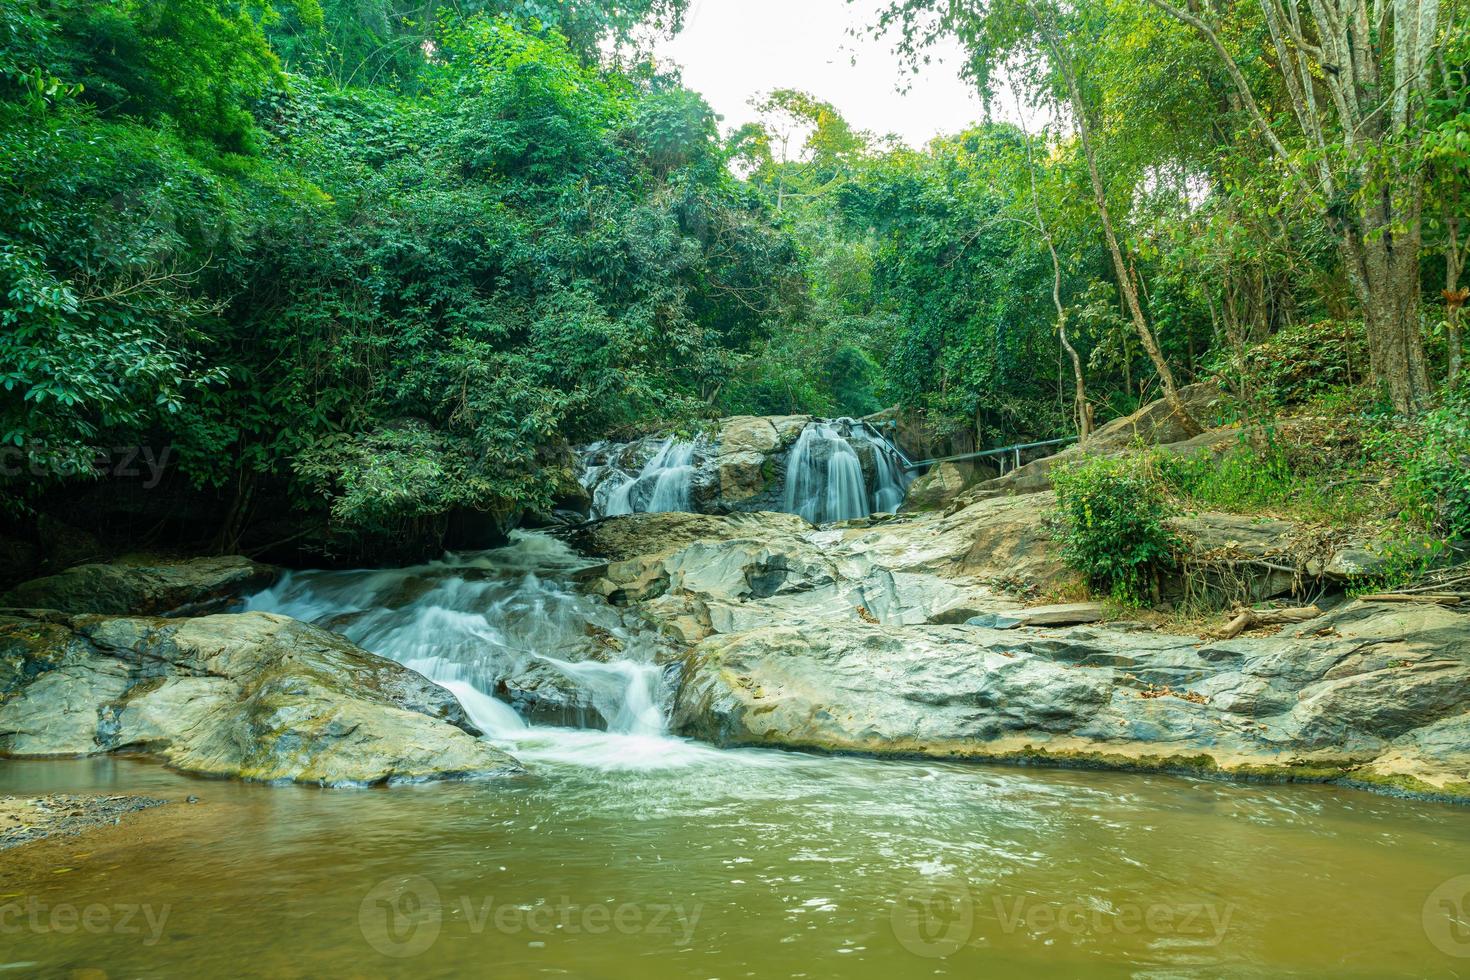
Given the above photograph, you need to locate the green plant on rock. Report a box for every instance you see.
[1052,453,1179,606]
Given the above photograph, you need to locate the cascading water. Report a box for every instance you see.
[783,419,913,524]
[244,531,703,768]
[854,423,914,514]
[598,437,698,518]
[580,417,913,523]
[784,422,870,524]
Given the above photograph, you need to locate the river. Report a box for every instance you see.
[2,533,1468,976]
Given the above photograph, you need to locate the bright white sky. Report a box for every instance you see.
[652,0,989,149]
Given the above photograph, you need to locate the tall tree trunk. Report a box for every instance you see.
[1445,204,1466,389]
[1016,91,1092,441]
[1030,3,1200,435]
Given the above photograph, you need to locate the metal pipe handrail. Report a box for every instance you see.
[856,421,1077,473]
[903,436,1078,471]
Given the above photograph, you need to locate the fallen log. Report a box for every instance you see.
[1216,605,1322,640]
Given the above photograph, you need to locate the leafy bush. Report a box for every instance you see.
[1052,453,1179,605]
[1401,386,1470,540]
[1216,320,1368,408]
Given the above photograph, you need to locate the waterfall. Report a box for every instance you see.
[580,418,913,524]
[596,437,697,518]
[783,421,871,524]
[244,533,672,746]
[854,424,913,514]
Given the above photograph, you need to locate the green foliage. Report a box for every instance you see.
[1216,320,1368,408]
[1158,430,1388,525]
[0,6,808,552]
[1052,453,1180,604]
[1400,386,1470,540]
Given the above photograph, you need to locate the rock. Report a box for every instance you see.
[560,511,811,563]
[1,556,281,617]
[577,511,1021,639]
[671,601,1470,800]
[902,461,968,512]
[712,451,771,507]
[0,611,523,787]
[966,602,1107,628]
[717,416,792,455]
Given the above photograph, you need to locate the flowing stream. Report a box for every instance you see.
[4,534,1470,976]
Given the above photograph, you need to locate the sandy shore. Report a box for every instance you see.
[0,794,174,850]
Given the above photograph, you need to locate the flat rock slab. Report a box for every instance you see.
[673,602,1470,800]
[967,602,1107,629]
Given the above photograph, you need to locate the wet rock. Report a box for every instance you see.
[560,511,810,564]
[672,602,1470,799]
[1,556,281,617]
[0,611,524,787]
[902,461,968,512]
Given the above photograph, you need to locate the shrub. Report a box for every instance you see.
[1052,453,1179,605]
[1401,386,1470,541]
[1217,319,1367,408]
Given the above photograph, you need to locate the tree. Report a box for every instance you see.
[1143,0,1447,411]
[874,0,1202,433]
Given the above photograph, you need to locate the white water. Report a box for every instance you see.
[783,419,913,524]
[784,421,869,524]
[244,532,704,769]
[600,437,698,517]
[859,427,913,513]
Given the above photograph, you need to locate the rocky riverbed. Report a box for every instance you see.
[1,408,1467,802]
[568,498,1470,801]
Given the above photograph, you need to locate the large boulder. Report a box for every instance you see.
[577,511,1026,643]
[2,556,280,617]
[672,601,1470,799]
[703,415,811,512]
[902,461,969,512]
[0,611,523,787]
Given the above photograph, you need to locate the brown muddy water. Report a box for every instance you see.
[2,751,1469,978]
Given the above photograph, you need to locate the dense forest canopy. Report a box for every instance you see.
[1,0,1467,560]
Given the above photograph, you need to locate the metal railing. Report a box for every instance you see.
[859,421,1077,474]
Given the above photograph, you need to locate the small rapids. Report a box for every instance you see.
[245,531,721,770]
